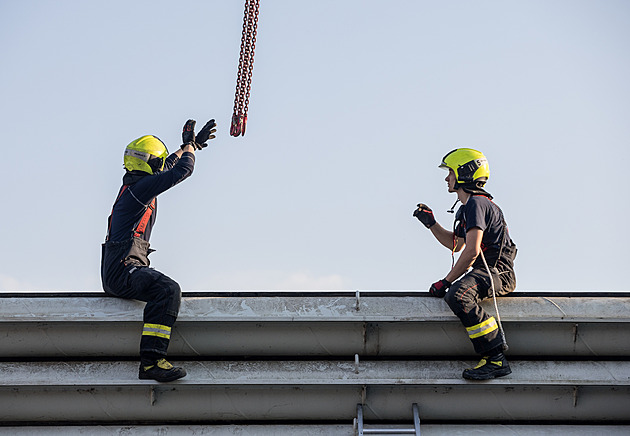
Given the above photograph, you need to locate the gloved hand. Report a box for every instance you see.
[182,119,196,148]
[413,203,436,228]
[193,119,217,150]
[429,279,451,298]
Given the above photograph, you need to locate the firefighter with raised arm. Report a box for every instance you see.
[101,118,216,382]
[414,148,517,380]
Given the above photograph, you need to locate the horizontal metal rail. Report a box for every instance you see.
[2,425,630,435]
[1,360,628,422]
[3,291,630,298]
[2,295,630,322]
[1,296,629,358]
[4,360,629,387]
[2,320,629,358]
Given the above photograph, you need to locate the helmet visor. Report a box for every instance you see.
[124,148,166,173]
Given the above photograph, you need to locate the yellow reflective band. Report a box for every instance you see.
[466,317,498,339]
[142,323,172,339]
[143,323,172,333]
[474,358,488,369]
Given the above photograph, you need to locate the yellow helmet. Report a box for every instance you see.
[123,135,168,174]
[439,148,489,185]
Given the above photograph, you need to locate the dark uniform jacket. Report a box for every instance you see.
[454,195,517,272]
[101,151,195,292]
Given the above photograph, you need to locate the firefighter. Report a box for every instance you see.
[101,119,216,382]
[413,148,517,380]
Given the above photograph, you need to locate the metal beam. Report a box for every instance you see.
[1,296,629,358]
[3,295,630,322]
[1,360,628,422]
[2,425,630,435]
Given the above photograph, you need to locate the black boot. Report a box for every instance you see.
[462,352,511,380]
[139,358,187,382]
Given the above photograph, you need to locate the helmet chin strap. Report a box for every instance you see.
[447,198,460,213]
[446,181,461,213]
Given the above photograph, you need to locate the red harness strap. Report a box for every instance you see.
[133,198,155,238]
[105,185,156,241]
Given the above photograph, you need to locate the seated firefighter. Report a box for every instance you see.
[413,148,517,380]
[101,119,216,382]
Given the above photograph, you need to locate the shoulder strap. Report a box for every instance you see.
[105,185,156,241]
[133,198,156,238]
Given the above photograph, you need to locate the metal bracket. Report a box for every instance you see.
[355,403,420,435]
[355,290,361,311]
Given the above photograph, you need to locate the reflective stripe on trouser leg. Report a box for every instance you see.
[142,323,172,339]
[466,316,498,340]
[141,322,172,357]
[445,270,505,354]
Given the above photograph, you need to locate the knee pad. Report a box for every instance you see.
[445,282,478,315]
[444,287,461,313]
[131,267,182,317]
[157,276,181,317]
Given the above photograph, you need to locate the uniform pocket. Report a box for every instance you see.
[101,240,133,292]
[124,238,151,267]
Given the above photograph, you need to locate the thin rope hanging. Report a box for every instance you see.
[231,0,260,137]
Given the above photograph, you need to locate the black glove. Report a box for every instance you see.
[413,203,436,228]
[193,119,217,150]
[182,119,196,148]
[429,279,451,298]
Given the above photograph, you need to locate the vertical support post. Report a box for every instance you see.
[357,403,364,436]
[412,403,421,435]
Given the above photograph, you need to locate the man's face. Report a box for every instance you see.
[445,169,457,192]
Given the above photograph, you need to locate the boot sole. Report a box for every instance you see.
[462,367,512,381]
[139,370,187,383]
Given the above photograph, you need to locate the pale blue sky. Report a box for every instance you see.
[1,1,628,292]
